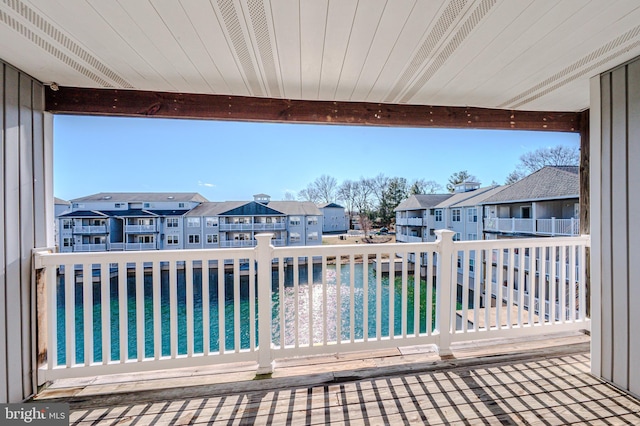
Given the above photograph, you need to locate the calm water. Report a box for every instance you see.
[56,263,439,365]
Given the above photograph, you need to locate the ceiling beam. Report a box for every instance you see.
[45,86,583,132]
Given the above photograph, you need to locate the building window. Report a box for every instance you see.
[307,217,318,226]
[290,216,301,226]
[144,203,150,208]
[63,238,72,247]
[206,234,218,244]
[115,203,123,208]
[435,210,443,222]
[188,234,200,244]
[205,217,218,227]
[452,209,461,222]
[178,203,185,208]
[469,259,475,272]
[167,218,179,228]
[453,232,461,241]
[62,219,72,229]
[187,217,200,227]
[467,208,477,222]
[308,231,318,241]
[467,233,477,241]
[290,232,301,243]
[167,235,178,245]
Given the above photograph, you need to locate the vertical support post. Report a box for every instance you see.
[255,233,274,375]
[551,217,556,236]
[571,218,576,236]
[435,229,455,358]
[511,217,515,233]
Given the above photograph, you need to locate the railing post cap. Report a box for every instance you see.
[255,233,275,243]
[434,229,455,241]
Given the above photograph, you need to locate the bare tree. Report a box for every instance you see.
[313,174,338,204]
[409,179,443,194]
[337,180,357,229]
[506,144,579,184]
[370,173,390,210]
[446,170,479,192]
[354,177,375,216]
[297,185,319,203]
[283,191,296,200]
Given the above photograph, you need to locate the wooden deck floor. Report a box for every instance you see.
[36,332,640,425]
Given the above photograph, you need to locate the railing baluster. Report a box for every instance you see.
[484,249,490,331]
[64,263,75,367]
[518,247,525,327]
[579,244,586,321]
[569,245,576,322]
[401,252,408,338]
[217,261,225,353]
[46,264,57,369]
[427,251,434,336]
[153,261,161,360]
[322,256,328,345]
[413,251,420,337]
[136,262,144,361]
[82,264,92,366]
[117,262,127,363]
[336,256,341,344]
[496,249,504,330]
[461,249,469,333]
[233,260,241,352]
[506,248,514,329]
[389,251,395,339]
[186,260,194,357]
[169,261,178,358]
[376,253,381,340]
[349,254,355,343]
[309,256,314,347]
[100,263,110,364]
[293,257,299,348]
[278,257,285,348]
[363,254,369,341]
[249,257,256,352]
[549,246,557,324]
[202,260,210,356]
[473,250,480,332]
[559,245,566,323]
[539,247,547,325]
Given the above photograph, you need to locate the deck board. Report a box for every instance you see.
[42,332,640,425]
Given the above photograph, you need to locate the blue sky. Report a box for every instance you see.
[54,115,579,202]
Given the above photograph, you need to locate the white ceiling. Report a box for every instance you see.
[1,0,640,112]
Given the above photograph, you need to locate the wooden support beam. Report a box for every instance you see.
[45,86,583,133]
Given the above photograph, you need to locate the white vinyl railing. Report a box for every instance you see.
[33,231,589,382]
[485,217,579,236]
[73,225,107,234]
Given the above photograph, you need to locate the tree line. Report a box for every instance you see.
[291,145,578,228]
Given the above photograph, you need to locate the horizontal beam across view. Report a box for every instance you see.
[45,86,584,133]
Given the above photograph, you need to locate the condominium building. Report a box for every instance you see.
[481,166,580,238]
[58,192,323,251]
[317,203,349,234]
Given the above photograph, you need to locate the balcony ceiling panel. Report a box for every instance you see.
[2,0,640,112]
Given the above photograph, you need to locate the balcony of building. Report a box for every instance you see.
[395,233,425,243]
[72,225,108,234]
[31,231,637,424]
[396,217,426,227]
[484,217,580,236]
[124,224,157,233]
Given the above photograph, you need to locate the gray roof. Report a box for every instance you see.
[318,202,344,209]
[450,185,507,207]
[71,192,208,203]
[186,202,249,216]
[433,186,500,209]
[54,197,70,205]
[394,194,453,212]
[482,166,579,204]
[268,201,322,216]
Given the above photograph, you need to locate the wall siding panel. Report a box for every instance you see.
[594,55,640,397]
[0,60,47,402]
[599,72,613,382]
[628,59,640,396]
